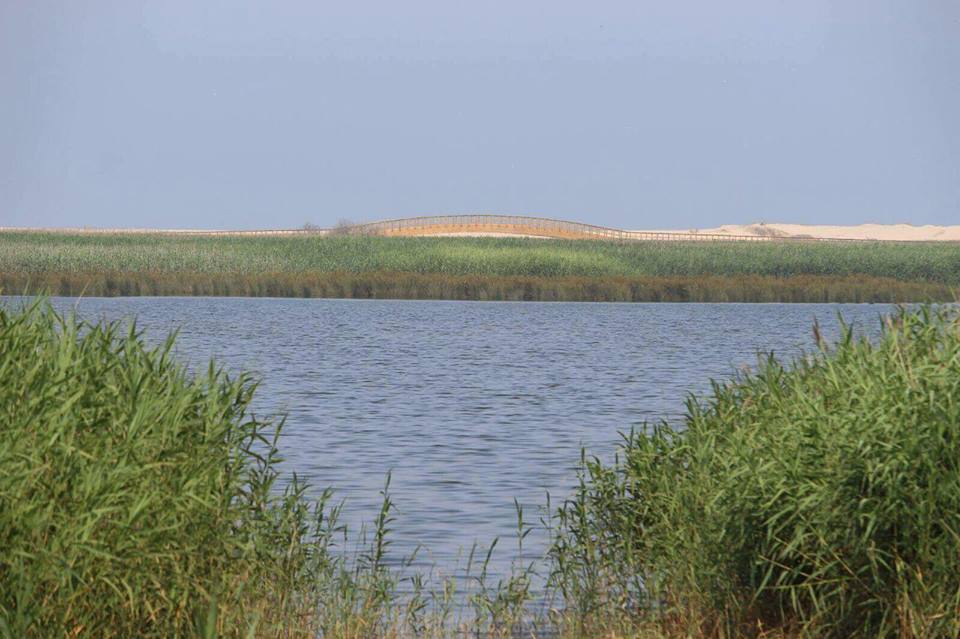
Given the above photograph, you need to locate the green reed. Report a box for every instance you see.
[2,232,958,282]
[0,299,337,637]
[1,271,954,304]
[3,231,957,302]
[550,306,960,637]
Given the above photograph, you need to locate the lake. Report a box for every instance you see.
[40,297,892,577]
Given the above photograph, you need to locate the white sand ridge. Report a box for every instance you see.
[630,223,960,242]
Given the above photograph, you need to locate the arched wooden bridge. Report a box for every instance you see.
[331,214,781,242]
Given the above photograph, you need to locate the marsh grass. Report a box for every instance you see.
[551,306,960,637]
[1,271,953,303]
[1,232,958,302]
[2,233,959,282]
[0,299,346,637]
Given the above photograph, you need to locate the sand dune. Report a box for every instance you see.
[633,223,960,242]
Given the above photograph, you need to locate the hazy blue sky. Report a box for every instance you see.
[2,1,958,230]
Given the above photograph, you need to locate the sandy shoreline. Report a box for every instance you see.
[631,223,960,242]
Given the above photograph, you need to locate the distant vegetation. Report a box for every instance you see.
[5,300,960,637]
[1,232,957,302]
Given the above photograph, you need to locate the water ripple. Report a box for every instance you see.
[39,297,890,576]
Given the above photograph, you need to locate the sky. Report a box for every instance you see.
[1,1,958,230]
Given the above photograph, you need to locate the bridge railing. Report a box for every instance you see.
[336,214,858,243]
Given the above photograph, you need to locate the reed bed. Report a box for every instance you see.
[0,300,333,637]
[552,306,960,637]
[3,300,959,637]
[1,232,958,281]
[2,231,957,302]
[1,271,952,303]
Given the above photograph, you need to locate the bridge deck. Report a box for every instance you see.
[343,215,787,242]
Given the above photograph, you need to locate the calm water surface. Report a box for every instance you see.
[40,298,892,574]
